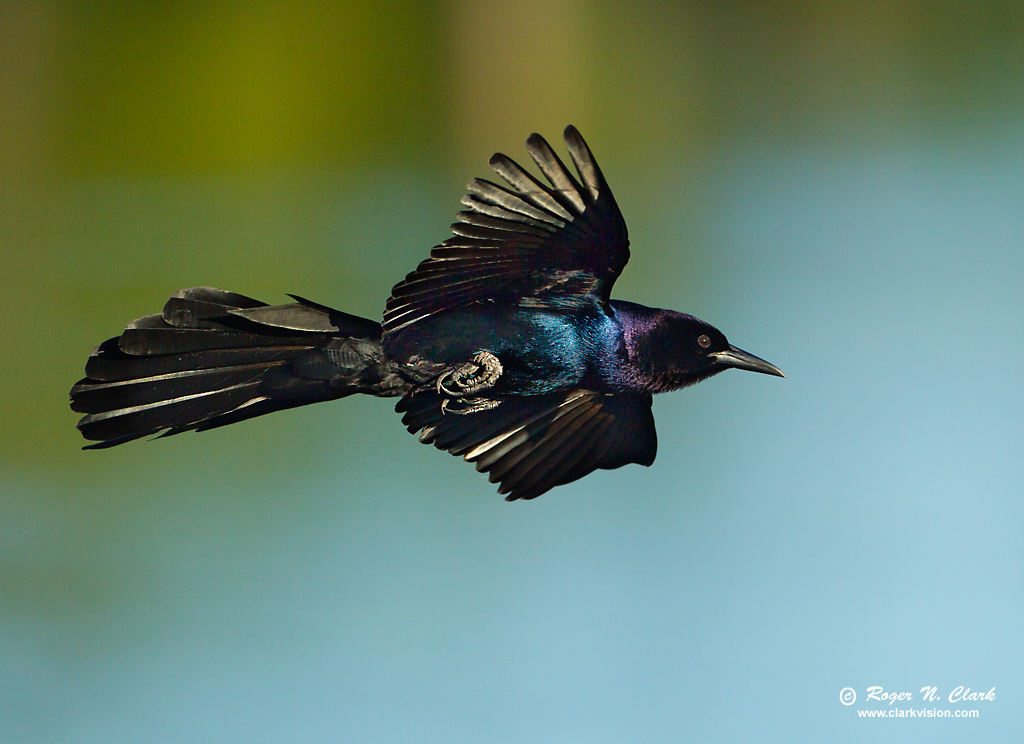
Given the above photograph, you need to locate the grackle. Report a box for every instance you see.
[71,127,784,500]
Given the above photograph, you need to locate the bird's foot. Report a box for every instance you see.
[440,396,501,415]
[436,350,503,397]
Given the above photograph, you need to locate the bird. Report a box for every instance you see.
[70,126,784,501]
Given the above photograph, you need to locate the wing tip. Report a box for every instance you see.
[525,131,551,154]
[562,125,585,151]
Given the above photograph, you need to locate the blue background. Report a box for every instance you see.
[2,2,1021,741]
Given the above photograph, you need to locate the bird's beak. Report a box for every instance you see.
[710,345,785,378]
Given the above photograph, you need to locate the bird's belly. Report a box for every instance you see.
[383,308,610,394]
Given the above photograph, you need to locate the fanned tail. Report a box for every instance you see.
[71,287,403,448]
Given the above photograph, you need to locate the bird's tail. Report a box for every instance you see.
[71,287,404,448]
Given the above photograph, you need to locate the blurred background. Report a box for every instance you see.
[2,1,1022,741]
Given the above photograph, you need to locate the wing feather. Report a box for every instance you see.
[397,389,656,500]
[383,126,629,335]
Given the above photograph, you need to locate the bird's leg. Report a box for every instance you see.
[436,350,503,397]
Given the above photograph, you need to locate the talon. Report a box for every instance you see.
[436,350,503,397]
[441,397,500,415]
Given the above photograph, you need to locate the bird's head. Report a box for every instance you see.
[627,308,785,392]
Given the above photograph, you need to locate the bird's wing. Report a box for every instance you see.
[397,389,656,500]
[383,126,629,335]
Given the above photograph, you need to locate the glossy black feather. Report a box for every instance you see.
[397,389,656,501]
[83,340,305,382]
[78,380,266,445]
[383,126,629,334]
[72,288,399,448]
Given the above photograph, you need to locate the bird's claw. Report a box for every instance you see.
[436,350,503,397]
[436,350,503,415]
[440,396,500,415]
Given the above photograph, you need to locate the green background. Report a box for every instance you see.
[2,2,1022,741]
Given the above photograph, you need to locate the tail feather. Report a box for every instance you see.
[78,380,266,445]
[71,362,284,414]
[71,287,400,448]
[117,325,314,355]
[83,340,307,382]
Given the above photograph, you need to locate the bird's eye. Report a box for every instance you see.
[697,334,710,348]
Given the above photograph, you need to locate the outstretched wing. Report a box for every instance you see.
[383,126,630,335]
[397,389,656,501]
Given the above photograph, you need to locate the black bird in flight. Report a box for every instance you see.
[71,126,783,500]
